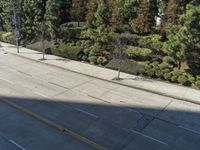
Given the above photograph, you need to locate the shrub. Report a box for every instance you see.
[26,41,51,53]
[146,68,156,77]
[97,56,107,65]
[171,75,178,82]
[61,26,84,42]
[52,43,83,60]
[162,68,171,74]
[142,34,164,52]
[0,32,15,44]
[0,31,6,41]
[163,72,172,81]
[88,56,98,64]
[125,46,152,60]
[82,56,88,61]
[171,70,183,77]
[151,61,159,67]
[177,75,188,85]
[106,59,144,75]
[163,56,176,65]
[170,70,184,83]
[159,63,171,70]
[195,80,200,88]
[155,69,163,78]
[188,74,195,84]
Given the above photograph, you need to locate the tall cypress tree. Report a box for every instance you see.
[109,0,124,27]
[163,0,193,29]
[131,0,158,35]
[94,0,110,28]
[123,0,139,23]
[86,0,98,27]
[70,0,88,26]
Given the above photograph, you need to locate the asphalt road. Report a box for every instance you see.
[0,49,200,150]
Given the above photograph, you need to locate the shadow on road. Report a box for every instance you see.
[0,96,200,150]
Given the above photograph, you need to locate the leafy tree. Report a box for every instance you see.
[45,0,61,42]
[132,0,158,35]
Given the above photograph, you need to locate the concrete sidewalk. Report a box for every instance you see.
[0,41,199,104]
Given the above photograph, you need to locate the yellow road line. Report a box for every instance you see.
[1,98,108,150]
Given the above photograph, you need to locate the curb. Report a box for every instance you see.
[4,47,200,106]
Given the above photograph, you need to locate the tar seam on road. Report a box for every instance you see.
[1,98,108,150]
[131,129,168,146]
[75,108,99,119]
[9,139,26,150]
[0,130,26,150]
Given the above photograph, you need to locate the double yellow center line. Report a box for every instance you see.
[1,98,108,150]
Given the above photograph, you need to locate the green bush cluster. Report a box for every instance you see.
[61,26,84,42]
[142,34,164,52]
[163,56,176,66]
[51,42,84,60]
[106,59,144,75]
[26,41,51,53]
[141,61,173,79]
[125,46,152,61]
[0,32,15,44]
[141,61,200,86]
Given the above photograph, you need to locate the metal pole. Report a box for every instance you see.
[12,0,20,53]
[41,20,45,60]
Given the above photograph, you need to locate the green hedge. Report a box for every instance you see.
[106,59,144,75]
[51,43,84,60]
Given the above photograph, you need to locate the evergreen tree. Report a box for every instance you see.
[45,0,61,42]
[21,0,41,42]
[86,0,98,27]
[94,0,110,28]
[0,0,12,31]
[132,0,158,35]
[70,0,88,26]
[109,0,124,27]
[123,0,138,23]
[163,4,200,71]
[163,0,193,29]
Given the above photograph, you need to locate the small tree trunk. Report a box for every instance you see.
[178,60,182,70]
[117,60,122,80]
[16,38,19,53]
